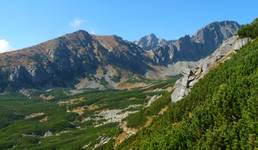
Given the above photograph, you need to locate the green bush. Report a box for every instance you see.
[238,18,258,38]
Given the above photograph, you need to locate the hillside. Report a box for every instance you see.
[118,18,258,149]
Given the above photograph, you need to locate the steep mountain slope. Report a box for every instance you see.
[93,35,150,74]
[136,21,240,65]
[0,30,150,91]
[118,19,258,149]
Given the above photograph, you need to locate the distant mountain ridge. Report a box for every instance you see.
[135,21,241,65]
[0,21,240,91]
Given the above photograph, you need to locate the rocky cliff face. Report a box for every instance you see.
[171,36,250,102]
[136,21,241,65]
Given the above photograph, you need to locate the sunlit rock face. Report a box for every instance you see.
[171,36,250,102]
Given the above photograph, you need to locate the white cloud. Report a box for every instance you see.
[0,39,13,53]
[70,18,87,29]
[89,28,96,34]
[69,18,97,34]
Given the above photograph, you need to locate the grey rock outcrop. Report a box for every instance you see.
[171,36,250,102]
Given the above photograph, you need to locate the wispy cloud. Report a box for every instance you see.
[89,28,96,34]
[69,18,97,34]
[0,39,13,53]
[70,18,87,29]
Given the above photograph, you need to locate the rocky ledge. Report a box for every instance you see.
[171,36,251,102]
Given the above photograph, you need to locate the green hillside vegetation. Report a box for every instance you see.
[0,77,176,149]
[125,92,171,128]
[118,19,258,149]
[238,18,258,39]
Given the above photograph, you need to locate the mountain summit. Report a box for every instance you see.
[134,33,165,51]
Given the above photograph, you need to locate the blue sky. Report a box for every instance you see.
[0,0,257,52]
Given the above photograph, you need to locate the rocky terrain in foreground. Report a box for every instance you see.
[171,36,251,102]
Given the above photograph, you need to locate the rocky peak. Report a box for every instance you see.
[56,30,93,48]
[146,33,159,41]
[193,21,241,44]
[135,33,163,51]
[69,30,91,37]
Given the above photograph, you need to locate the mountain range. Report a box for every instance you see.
[136,21,240,64]
[0,21,240,91]
[0,17,257,150]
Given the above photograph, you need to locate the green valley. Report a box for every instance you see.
[0,78,177,149]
